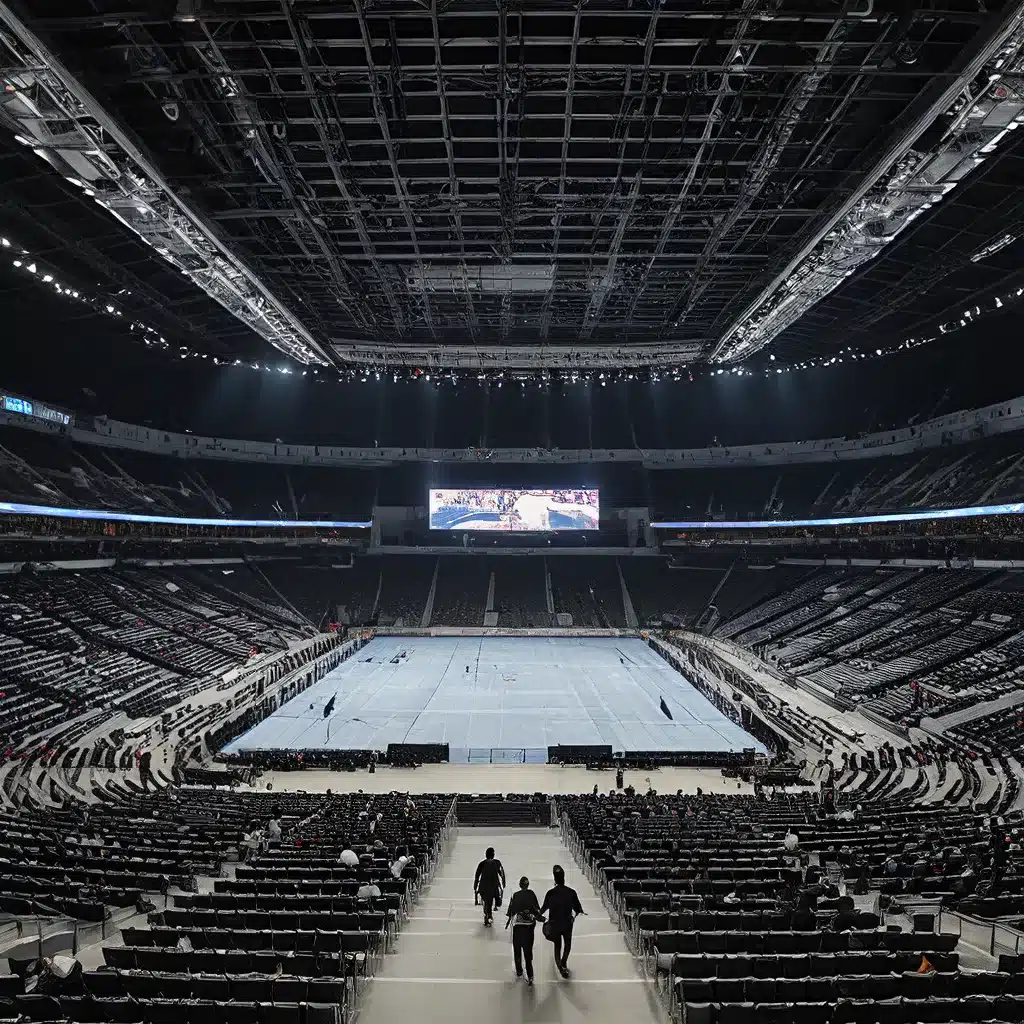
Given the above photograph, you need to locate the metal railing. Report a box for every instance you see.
[0,915,80,959]
[938,907,1024,958]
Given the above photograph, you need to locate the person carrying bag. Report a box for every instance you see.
[540,864,586,978]
[505,876,543,985]
[473,847,506,927]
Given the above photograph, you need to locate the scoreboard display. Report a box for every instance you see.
[2,393,73,427]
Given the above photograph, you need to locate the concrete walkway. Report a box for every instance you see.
[356,826,662,1024]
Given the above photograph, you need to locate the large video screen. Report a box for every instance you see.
[429,488,599,531]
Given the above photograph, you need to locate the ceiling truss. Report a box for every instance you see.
[1,0,1023,369]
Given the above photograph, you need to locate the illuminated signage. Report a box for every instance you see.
[2,394,72,426]
[0,500,370,529]
[651,502,1024,529]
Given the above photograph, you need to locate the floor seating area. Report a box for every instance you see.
[561,792,1024,1024]
[0,788,455,1024]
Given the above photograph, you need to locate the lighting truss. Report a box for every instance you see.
[5,0,1024,372]
[715,1,1024,363]
[330,339,703,370]
[0,4,330,366]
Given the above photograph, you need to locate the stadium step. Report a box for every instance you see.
[455,799,552,826]
[356,826,658,1024]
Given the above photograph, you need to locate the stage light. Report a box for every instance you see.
[174,0,199,22]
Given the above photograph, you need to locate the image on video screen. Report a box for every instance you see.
[429,488,599,532]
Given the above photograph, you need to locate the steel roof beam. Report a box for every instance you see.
[352,0,438,337]
[0,0,333,366]
[621,0,763,333]
[710,0,1024,362]
[274,0,408,332]
[31,5,990,29]
[429,0,477,341]
[330,338,702,370]
[579,6,661,340]
[191,24,373,337]
[666,7,856,332]
[537,0,582,341]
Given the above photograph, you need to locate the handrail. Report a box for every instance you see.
[938,906,1024,958]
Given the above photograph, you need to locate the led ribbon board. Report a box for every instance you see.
[2,394,72,426]
[651,502,1024,530]
[0,501,371,529]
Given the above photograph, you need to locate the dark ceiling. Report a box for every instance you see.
[770,117,1024,360]
[1,0,1023,370]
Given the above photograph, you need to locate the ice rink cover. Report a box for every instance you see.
[222,636,767,763]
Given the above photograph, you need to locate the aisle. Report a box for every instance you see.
[356,826,662,1024]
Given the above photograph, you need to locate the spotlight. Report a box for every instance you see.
[173,0,199,22]
[162,100,180,122]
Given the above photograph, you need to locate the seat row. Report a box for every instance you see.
[155,910,383,933]
[180,894,401,914]
[2,994,342,1024]
[661,951,959,978]
[1,858,193,893]
[673,969,1024,1005]
[102,946,370,976]
[635,911,827,932]
[616,881,794,905]
[84,970,348,1003]
[0,893,107,923]
[608,866,798,881]
[235,867,414,883]
[121,926,374,954]
[652,929,959,956]
[213,879,407,898]
[676,994,1024,1024]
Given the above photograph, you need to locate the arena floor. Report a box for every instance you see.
[223,636,767,761]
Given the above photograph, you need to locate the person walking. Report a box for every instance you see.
[540,864,585,977]
[505,876,543,984]
[473,847,505,926]
[138,750,156,792]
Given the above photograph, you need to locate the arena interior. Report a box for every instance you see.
[5,2,1024,1024]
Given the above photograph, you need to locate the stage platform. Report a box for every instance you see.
[222,636,767,762]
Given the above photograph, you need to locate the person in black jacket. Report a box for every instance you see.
[540,864,585,977]
[473,847,506,926]
[505,876,543,984]
[138,751,156,792]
